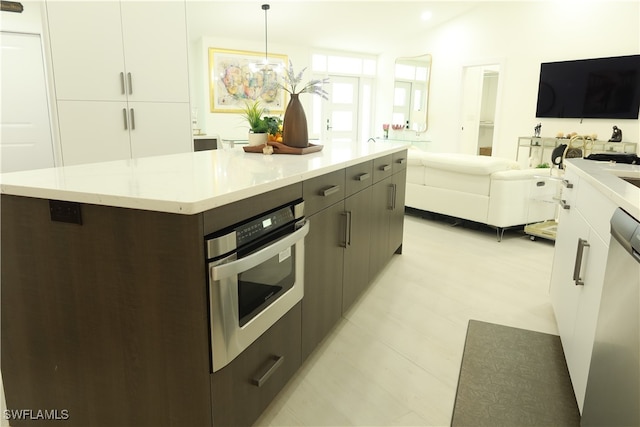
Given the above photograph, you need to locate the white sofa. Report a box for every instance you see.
[406,150,557,239]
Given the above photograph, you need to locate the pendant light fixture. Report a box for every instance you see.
[262,4,270,66]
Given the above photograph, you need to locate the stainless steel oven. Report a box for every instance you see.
[205,200,308,372]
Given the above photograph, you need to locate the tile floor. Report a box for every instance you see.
[255,212,559,426]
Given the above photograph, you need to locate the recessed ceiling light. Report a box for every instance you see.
[421,10,433,21]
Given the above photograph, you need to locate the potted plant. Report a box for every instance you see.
[242,101,268,146]
[264,116,283,143]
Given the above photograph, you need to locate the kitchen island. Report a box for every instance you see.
[1,140,409,426]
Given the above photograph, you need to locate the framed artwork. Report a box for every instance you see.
[208,48,288,113]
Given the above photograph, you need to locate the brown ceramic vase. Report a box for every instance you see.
[282,94,309,148]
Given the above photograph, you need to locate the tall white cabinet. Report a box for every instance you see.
[549,167,616,412]
[46,1,191,165]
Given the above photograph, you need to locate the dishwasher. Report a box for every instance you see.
[581,208,640,426]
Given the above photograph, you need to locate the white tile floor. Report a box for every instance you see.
[255,213,559,426]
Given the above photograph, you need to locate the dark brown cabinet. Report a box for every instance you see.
[369,150,407,280]
[301,200,346,360]
[211,303,302,427]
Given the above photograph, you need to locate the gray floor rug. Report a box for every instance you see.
[451,320,580,426]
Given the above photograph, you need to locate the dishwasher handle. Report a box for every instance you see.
[610,208,640,264]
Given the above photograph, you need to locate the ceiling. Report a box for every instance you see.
[186,1,480,55]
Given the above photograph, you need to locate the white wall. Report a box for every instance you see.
[388,1,640,157]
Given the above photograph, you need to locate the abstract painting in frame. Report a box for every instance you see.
[209,48,288,113]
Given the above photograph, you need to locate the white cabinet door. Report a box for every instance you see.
[120,1,189,103]
[57,101,131,165]
[550,203,589,352]
[570,229,608,412]
[46,1,125,101]
[128,102,191,158]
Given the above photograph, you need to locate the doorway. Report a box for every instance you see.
[460,64,500,156]
[321,75,360,142]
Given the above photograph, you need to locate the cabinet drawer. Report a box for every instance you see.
[303,169,346,216]
[211,303,302,427]
[392,150,408,173]
[372,155,393,183]
[345,160,373,197]
[575,178,617,243]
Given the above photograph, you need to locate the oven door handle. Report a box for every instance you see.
[210,220,309,281]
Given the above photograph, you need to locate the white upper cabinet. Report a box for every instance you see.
[47,1,126,101]
[46,0,192,165]
[120,1,189,103]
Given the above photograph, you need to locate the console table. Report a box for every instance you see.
[517,136,638,167]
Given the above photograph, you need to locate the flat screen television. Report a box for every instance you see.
[535,55,640,119]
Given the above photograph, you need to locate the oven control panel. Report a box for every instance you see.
[206,200,304,259]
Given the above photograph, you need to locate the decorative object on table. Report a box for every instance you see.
[264,116,283,143]
[241,101,268,146]
[279,60,329,148]
[391,124,404,130]
[534,122,541,137]
[243,140,324,155]
[383,124,389,139]
[608,125,622,142]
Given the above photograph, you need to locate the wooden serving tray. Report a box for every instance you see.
[243,141,324,155]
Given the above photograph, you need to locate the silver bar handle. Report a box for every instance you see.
[120,72,126,95]
[340,211,352,248]
[396,158,406,165]
[391,184,397,210]
[562,179,573,188]
[251,355,283,387]
[356,173,370,182]
[322,185,340,197]
[127,72,133,95]
[387,184,395,210]
[559,199,570,210]
[211,220,309,280]
[573,238,590,286]
[380,164,391,172]
[129,108,135,130]
[122,108,128,130]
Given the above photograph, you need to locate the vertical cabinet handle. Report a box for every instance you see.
[573,238,590,286]
[122,108,128,130]
[127,72,133,95]
[129,108,135,130]
[387,184,396,210]
[251,355,283,387]
[341,211,352,248]
[120,72,126,95]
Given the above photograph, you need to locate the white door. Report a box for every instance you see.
[323,76,359,142]
[128,102,191,158]
[57,100,131,165]
[120,1,189,103]
[1,32,55,172]
[46,1,125,101]
[460,66,483,155]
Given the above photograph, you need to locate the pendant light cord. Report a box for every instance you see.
[262,4,270,65]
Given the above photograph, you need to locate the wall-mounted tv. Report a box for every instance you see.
[535,54,640,119]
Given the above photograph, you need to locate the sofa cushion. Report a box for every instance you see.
[408,151,520,175]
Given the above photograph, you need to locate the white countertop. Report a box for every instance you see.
[565,158,640,221]
[0,141,409,215]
